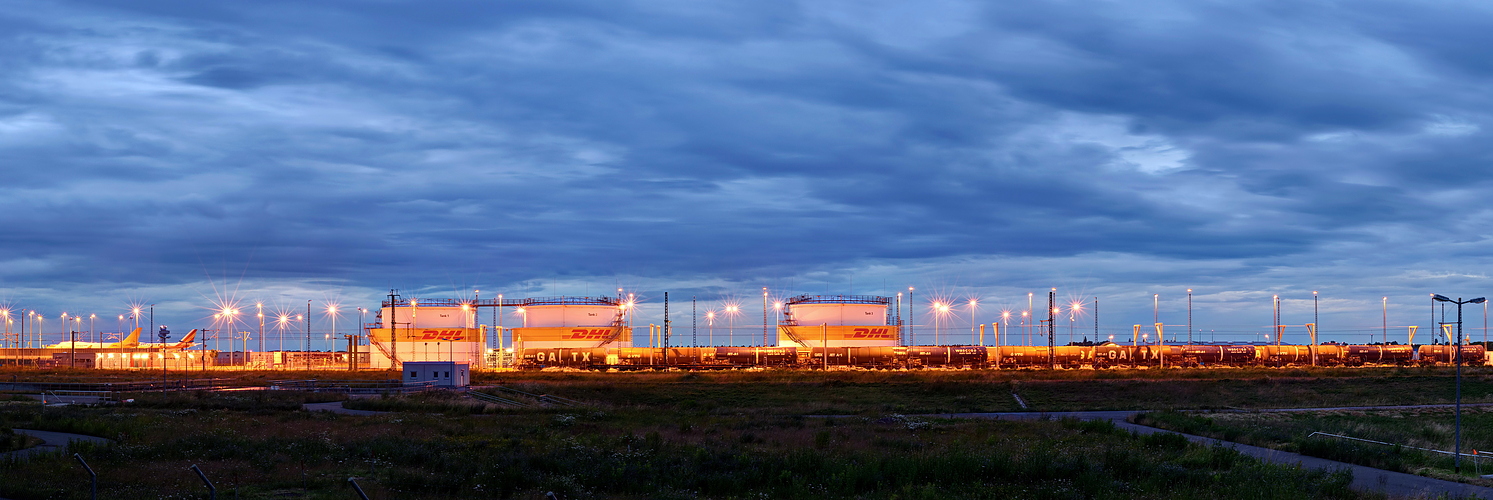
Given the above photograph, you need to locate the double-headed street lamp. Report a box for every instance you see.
[1432,293,1485,474]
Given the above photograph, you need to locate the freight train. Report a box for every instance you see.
[518,342,1486,370]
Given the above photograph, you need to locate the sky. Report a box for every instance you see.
[2,0,1493,347]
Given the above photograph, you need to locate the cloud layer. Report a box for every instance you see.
[2,0,1492,344]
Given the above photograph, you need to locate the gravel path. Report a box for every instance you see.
[2,429,113,460]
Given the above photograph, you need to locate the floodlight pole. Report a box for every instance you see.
[1432,294,1485,474]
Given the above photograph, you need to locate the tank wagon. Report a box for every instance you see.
[1415,344,1486,366]
[462,294,1483,370]
[517,341,1483,370]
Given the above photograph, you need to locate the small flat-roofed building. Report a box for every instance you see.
[402,361,469,388]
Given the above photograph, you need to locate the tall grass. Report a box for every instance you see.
[0,407,1364,499]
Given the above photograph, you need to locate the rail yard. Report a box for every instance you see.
[1,291,1488,372]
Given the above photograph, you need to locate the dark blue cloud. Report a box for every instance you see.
[0,0,1490,340]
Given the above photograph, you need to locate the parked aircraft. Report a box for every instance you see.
[46,327,140,349]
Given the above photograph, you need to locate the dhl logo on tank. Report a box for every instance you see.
[566,328,615,340]
[513,327,626,341]
[849,328,895,339]
[780,326,898,340]
[370,328,479,342]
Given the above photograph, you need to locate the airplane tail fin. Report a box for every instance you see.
[122,327,141,347]
[173,329,198,348]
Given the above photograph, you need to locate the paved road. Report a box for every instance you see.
[2,429,112,460]
[921,407,1493,499]
[302,401,385,415]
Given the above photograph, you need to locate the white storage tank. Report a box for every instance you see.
[370,298,485,370]
[513,297,632,349]
[381,300,475,329]
[778,295,900,348]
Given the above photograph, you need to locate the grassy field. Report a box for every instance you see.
[2,365,1490,498]
[0,397,1366,499]
[466,367,1493,414]
[0,367,405,385]
[1137,407,1493,483]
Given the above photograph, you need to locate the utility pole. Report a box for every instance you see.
[1047,288,1056,369]
[388,289,400,371]
[663,292,670,365]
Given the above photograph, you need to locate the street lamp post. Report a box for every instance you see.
[1027,292,1033,347]
[773,300,784,347]
[1001,311,1011,352]
[727,305,739,346]
[328,305,339,353]
[933,301,949,345]
[257,303,265,357]
[65,313,74,369]
[968,298,978,346]
[305,301,312,370]
[1021,311,1029,346]
[1433,294,1485,474]
[1313,291,1319,367]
